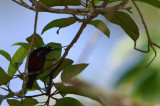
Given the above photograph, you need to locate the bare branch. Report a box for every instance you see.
[146,45,156,68]
[131,0,150,52]
[12,0,36,11]
[12,0,129,16]
[60,0,68,9]
[122,7,132,13]
[21,1,39,101]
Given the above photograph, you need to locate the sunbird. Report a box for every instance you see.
[26,45,59,89]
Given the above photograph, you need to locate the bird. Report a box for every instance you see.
[26,45,59,89]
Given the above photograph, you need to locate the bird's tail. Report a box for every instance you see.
[26,76,36,89]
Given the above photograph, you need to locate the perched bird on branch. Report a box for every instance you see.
[26,45,59,89]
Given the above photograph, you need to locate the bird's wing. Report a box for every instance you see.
[28,54,45,73]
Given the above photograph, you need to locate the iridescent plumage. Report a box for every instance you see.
[26,45,56,89]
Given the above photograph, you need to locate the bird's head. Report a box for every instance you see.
[37,45,60,56]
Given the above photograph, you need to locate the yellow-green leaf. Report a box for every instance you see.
[8,47,28,77]
[61,64,88,82]
[26,34,44,48]
[0,50,11,61]
[89,20,110,38]
[0,67,11,86]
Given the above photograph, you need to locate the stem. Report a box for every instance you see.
[21,3,39,101]
[131,0,150,53]
[13,0,129,15]
[45,21,89,105]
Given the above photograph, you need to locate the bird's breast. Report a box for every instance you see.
[28,54,45,71]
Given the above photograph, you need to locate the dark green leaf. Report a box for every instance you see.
[39,59,74,83]
[14,61,23,68]
[8,47,28,77]
[39,0,81,7]
[23,98,39,105]
[12,42,30,49]
[5,92,14,99]
[0,67,11,86]
[54,83,67,97]
[0,50,11,61]
[101,11,139,41]
[26,80,41,91]
[88,20,110,37]
[7,98,38,106]
[7,100,22,106]
[61,64,88,82]
[52,59,74,79]
[26,34,44,48]
[41,17,77,34]
[55,97,83,106]
[135,0,160,9]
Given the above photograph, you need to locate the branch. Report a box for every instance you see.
[21,2,39,101]
[45,13,98,105]
[131,0,160,66]
[45,22,89,105]
[12,0,36,11]
[12,0,129,15]
[15,93,47,98]
[60,0,68,9]
[131,0,150,53]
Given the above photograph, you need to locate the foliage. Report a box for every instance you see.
[115,49,160,103]
[0,0,160,105]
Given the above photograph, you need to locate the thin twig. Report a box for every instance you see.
[45,22,88,105]
[101,0,109,7]
[152,42,160,49]
[15,93,47,98]
[16,67,22,75]
[40,89,45,94]
[131,0,150,52]
[51,97,58,100]
[50,90,59,97]
[134,41,149,53]
[15,58,59,76]
[21,1,39,101]
[122,7,132,13]
[92,0,95,8]
[72,15,85,22]
[12,0,36,11]
[12,0,129,15]
[146,45,156,68]
[80,0,87,7]
[86,0,88,7]
[131,0,160,66]
[60,0,68,9]
[45,13,98,105]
